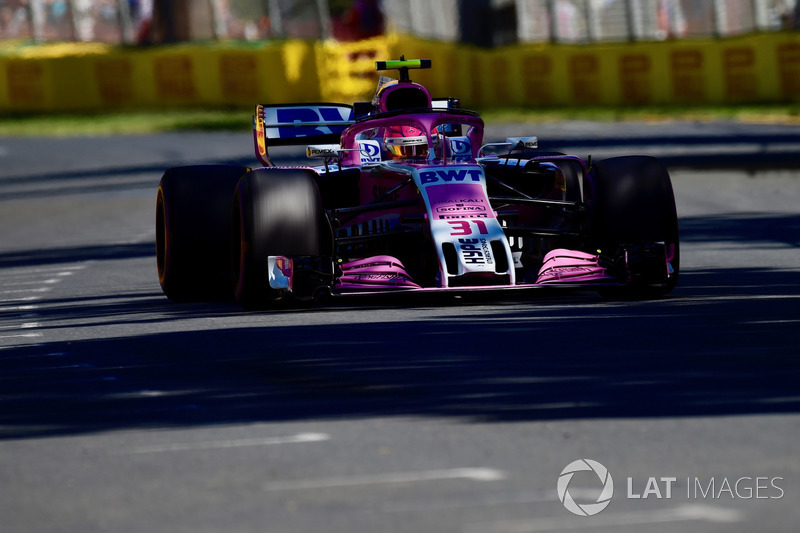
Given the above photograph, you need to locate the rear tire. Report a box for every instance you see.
[156,165,249,302]
[231,169,326,309]
[585,156,679,298]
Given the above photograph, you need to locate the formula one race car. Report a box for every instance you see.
[156,58,679,309]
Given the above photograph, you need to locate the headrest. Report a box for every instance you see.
[377,81,432,113]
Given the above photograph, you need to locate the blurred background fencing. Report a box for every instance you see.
[1,0,799,46]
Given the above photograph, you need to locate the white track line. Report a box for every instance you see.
[0,323,39,330]
[0,333,42,339]
[3,278,63,287]
[384,490,557,513]
[0,305,38,312]
[466,504,742,533]
[125,432,330,454]
[0,265,85,276]
[0,296,40,303]
[675,294,800,302]
[383,488,612,513]
[262,467,506,492]
[0,287,51,295]
[745,319,800,324]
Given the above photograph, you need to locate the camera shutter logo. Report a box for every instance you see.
[557,459,614,516]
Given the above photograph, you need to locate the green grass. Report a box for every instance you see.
[479,104,800,125]
[2,104,800,137]
[0,108,253,136]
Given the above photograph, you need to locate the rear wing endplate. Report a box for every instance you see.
[253,103,355,167]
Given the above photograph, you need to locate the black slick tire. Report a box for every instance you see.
[585,156,680,298]
[231,168,325,309]
[156,164,249,302]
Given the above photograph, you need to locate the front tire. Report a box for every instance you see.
[585,156,680,298]
[231,169,327,309]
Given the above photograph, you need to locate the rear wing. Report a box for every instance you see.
[253,103,355,167]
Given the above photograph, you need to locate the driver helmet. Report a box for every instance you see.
[384,125,429,159]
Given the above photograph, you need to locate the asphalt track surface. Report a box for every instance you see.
[1,122,799,532]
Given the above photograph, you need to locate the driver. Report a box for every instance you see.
[384,125,429,160]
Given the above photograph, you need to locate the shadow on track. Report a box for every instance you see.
[0,158,255,187]
[681,212,800,247]
[0,157,255,201]
[535,131,800,170]
[1,211,798,439]
[0,243,155,269]
[1,265,798,440]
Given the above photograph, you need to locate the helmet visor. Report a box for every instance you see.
[385,135,429,159]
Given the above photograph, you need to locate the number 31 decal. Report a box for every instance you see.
[447,220,488,236]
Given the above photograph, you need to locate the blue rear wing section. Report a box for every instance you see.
[254,103,355,166]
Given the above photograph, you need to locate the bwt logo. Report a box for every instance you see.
[420,169,482,184]
[557,459,614,516]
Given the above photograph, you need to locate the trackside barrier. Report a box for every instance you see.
[316,35,392,103]
[0,40,322,111]
[2,33,800,113]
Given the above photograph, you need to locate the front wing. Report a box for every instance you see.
[265,247,667,298]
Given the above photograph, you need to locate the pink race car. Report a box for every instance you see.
[156,58,679,308]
